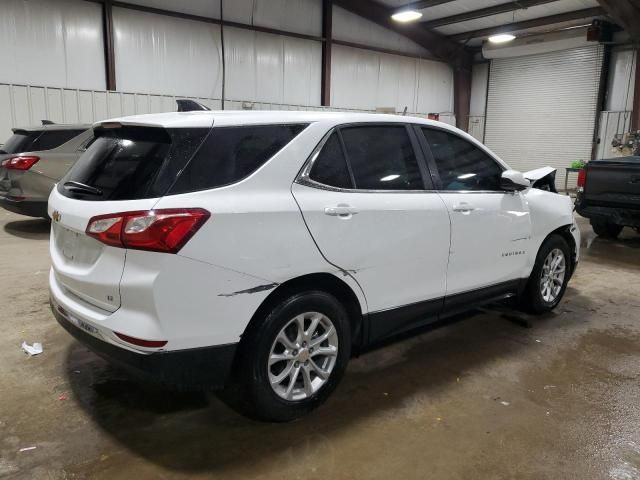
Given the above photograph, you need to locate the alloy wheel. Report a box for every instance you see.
[540,248,566,303]
[268,312,339,401]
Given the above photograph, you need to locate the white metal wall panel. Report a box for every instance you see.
[123,0,220,18]
[0,0,105,90]
[415,59,454,114]
[224,27,321,105]
[485,46,604,189]
[0,81,454,144]
[0,84,223,142]
[224,0,322,36]
[606,48,636,112]
[332,6,430,57]
[331,45,454,114]
[113,8,223,98]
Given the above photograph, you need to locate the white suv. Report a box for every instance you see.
[48,111,579,421]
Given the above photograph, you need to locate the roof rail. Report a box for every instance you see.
[176,99,211,112]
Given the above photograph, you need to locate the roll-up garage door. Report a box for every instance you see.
[484,46,604,189]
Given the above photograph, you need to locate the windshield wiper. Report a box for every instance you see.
[63,181,103,196]
[0,149,7,154]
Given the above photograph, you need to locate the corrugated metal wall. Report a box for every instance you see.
[0,0,456,141]
[0,82,456,141]
[485,46,604,189]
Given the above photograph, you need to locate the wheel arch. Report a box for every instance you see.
[240,272,366,352]
[539,224,577,277]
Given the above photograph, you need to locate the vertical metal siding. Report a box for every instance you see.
[484,46,604,190]
[0,83,455,143]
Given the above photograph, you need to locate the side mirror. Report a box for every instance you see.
[500,170,530,191]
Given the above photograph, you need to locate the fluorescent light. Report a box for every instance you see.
[391,10,423,23]
[488,33,516,44]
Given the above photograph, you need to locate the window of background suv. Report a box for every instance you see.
[421,128,503,191]
[1,129,85,154]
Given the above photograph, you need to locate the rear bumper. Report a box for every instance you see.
[51,297,238,390]
[0,196,48,218]
[576,202,640,227]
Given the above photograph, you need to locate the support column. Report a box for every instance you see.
[103,0,117,91]
[321,0,332,107]
[454,63,472,132]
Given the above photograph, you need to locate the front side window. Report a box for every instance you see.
[308,132,353,189]
[421,128,503,191]
[340,125,423,190]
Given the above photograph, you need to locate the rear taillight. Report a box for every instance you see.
[1,155,40,170]
[86,208,210,253]
[577,168,587,192]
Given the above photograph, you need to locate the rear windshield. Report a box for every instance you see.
[0,129,84,154]
[1,131,41,154]
[58,123,307,201]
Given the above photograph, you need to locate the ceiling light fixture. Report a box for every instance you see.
[488,33,516,44]
[391,10,423,23]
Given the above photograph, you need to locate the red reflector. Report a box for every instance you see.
[577,168,587,188]
[115,332,167,348]
[86,208,210,253]
[1,155,40,170]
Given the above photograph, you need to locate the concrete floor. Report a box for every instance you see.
[1,210,640,480]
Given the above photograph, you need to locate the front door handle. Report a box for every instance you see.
[324,205,359,217]
[452,202,475,213]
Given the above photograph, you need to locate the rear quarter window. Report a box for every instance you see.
[168,124,308,194]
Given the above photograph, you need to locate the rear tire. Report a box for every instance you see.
[221,291,351,422]
[591,219,623,238]
[520,234,571,314]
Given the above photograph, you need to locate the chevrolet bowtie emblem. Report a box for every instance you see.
[52,210,61,222]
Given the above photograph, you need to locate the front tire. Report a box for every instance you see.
[222,291,351,422]
[521,234,571,314]
[591,219,623,238]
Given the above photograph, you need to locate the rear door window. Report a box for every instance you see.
[339,125,423,190]
[58,126,209,201]
[168,124,308,194]
[31,130,85,151]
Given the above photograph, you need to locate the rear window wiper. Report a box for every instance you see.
[63,181,103,196]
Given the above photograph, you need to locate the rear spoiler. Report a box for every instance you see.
[176,99,211,112]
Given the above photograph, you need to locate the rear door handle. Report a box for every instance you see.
[324,205,359,217]
[452,202,475,213]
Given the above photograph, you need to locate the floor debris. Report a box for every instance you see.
[21,341,43,356]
